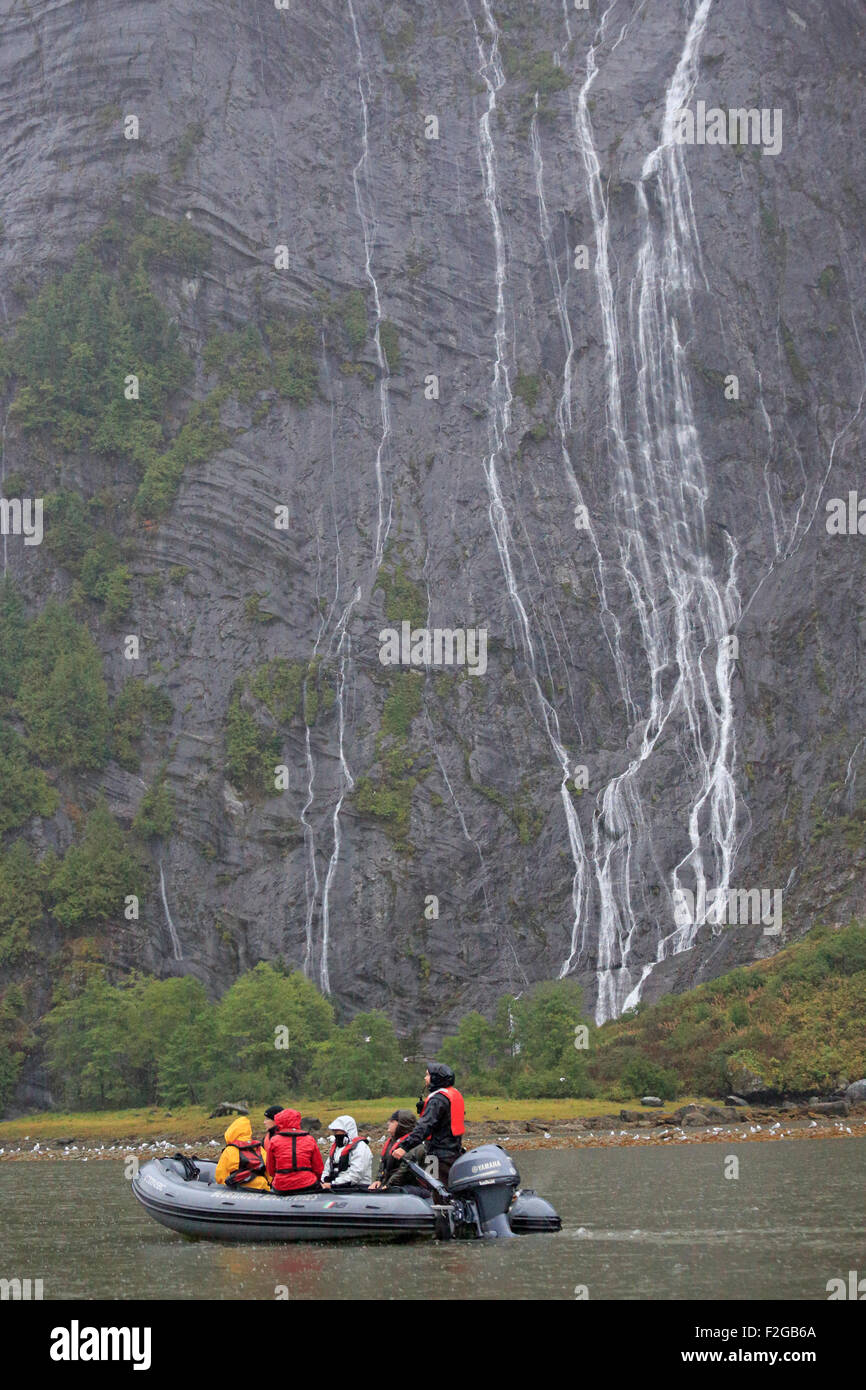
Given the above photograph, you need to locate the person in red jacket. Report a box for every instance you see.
[265,1108,324,1193]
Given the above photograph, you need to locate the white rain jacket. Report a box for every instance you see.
[325,1114,373,1186]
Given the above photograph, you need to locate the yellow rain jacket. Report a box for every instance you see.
[214,1116,270,1190]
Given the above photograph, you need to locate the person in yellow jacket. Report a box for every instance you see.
[214,1115,270,1191]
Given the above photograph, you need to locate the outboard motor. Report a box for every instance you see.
[447,1145,520,1238]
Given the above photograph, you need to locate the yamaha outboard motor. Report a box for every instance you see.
[447,1145,520,1238]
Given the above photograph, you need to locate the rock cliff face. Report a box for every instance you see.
[2,0,865,1057]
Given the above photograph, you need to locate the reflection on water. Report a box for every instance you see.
[2,1139,863,1300]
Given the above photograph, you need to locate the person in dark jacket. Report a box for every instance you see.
[369,1109,417,1190]
[265,1108,324,1193]
[262,1104,283,1156]
[392,1062,465,1186]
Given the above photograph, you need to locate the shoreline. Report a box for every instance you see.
[2,1105,864,1161]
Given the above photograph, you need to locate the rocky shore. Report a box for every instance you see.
[2,1098,865,1162]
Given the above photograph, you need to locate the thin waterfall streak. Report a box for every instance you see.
[159,861,183,962]
[301,727,319,979]
[530,97,630,721]
[320,648,354,996]
[471,0,590,974]
[347,0,392,574]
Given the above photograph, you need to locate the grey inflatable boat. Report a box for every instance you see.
[132,1144,561,1242]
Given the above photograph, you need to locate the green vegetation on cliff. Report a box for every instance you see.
[588,923,866,1097]
[353,671,427,849]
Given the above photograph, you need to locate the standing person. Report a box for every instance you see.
[369,1109,417,1190]
[214,1116,270,1191]
[265,1108,324,1193]
[391,1062,465,1186]
[321,1115,373,1189]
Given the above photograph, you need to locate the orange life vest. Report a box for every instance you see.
[421,1087,465,1136]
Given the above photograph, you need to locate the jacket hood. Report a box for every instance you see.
[224,1116,253,1145]
[427,1061,455,1090]
[274,1108,303,1131]
[328,1114,358,1141]
[392,1109,415,1133]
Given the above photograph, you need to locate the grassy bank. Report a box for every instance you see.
[0,1094,723,1145]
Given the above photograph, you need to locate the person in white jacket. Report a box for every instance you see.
[321,1115,373,1189]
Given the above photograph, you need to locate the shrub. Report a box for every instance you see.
[378,320,401,373]
[339,290,368,352]
[112,680,173,770]
[225,695,281,797]
[381,671,423,739]
[514,372,541,409]
[170,120,205,180]
[619,1057,680,1101]
[133,769,175,839]
[250,659,305,725]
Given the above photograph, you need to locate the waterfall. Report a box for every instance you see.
[299,335,363,989]
[347,0,392,574]
[159,861,183,962]
[570,0,742,1020]
[300,724,319,979]
[530,94,631,738]
[470,0,591,981]
[319,645,354,995]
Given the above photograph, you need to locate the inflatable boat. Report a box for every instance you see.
[132,1144,561,1242]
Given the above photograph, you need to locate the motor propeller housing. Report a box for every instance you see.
[447,1145,521,1238]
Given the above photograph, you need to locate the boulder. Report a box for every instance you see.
[808,1100,849,1117]
[682,1110,710,1126]
[845,1079,866,1106]
[208,1101,249,1118]
[726,1061,767,1098]
[673,1103,706,1122]
[641,1095,664,1107]
[726,1095,749,1107]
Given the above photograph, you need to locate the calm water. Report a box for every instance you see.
[2,1139,864,1300]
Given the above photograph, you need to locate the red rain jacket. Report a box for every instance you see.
[265,1108,324,1192]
